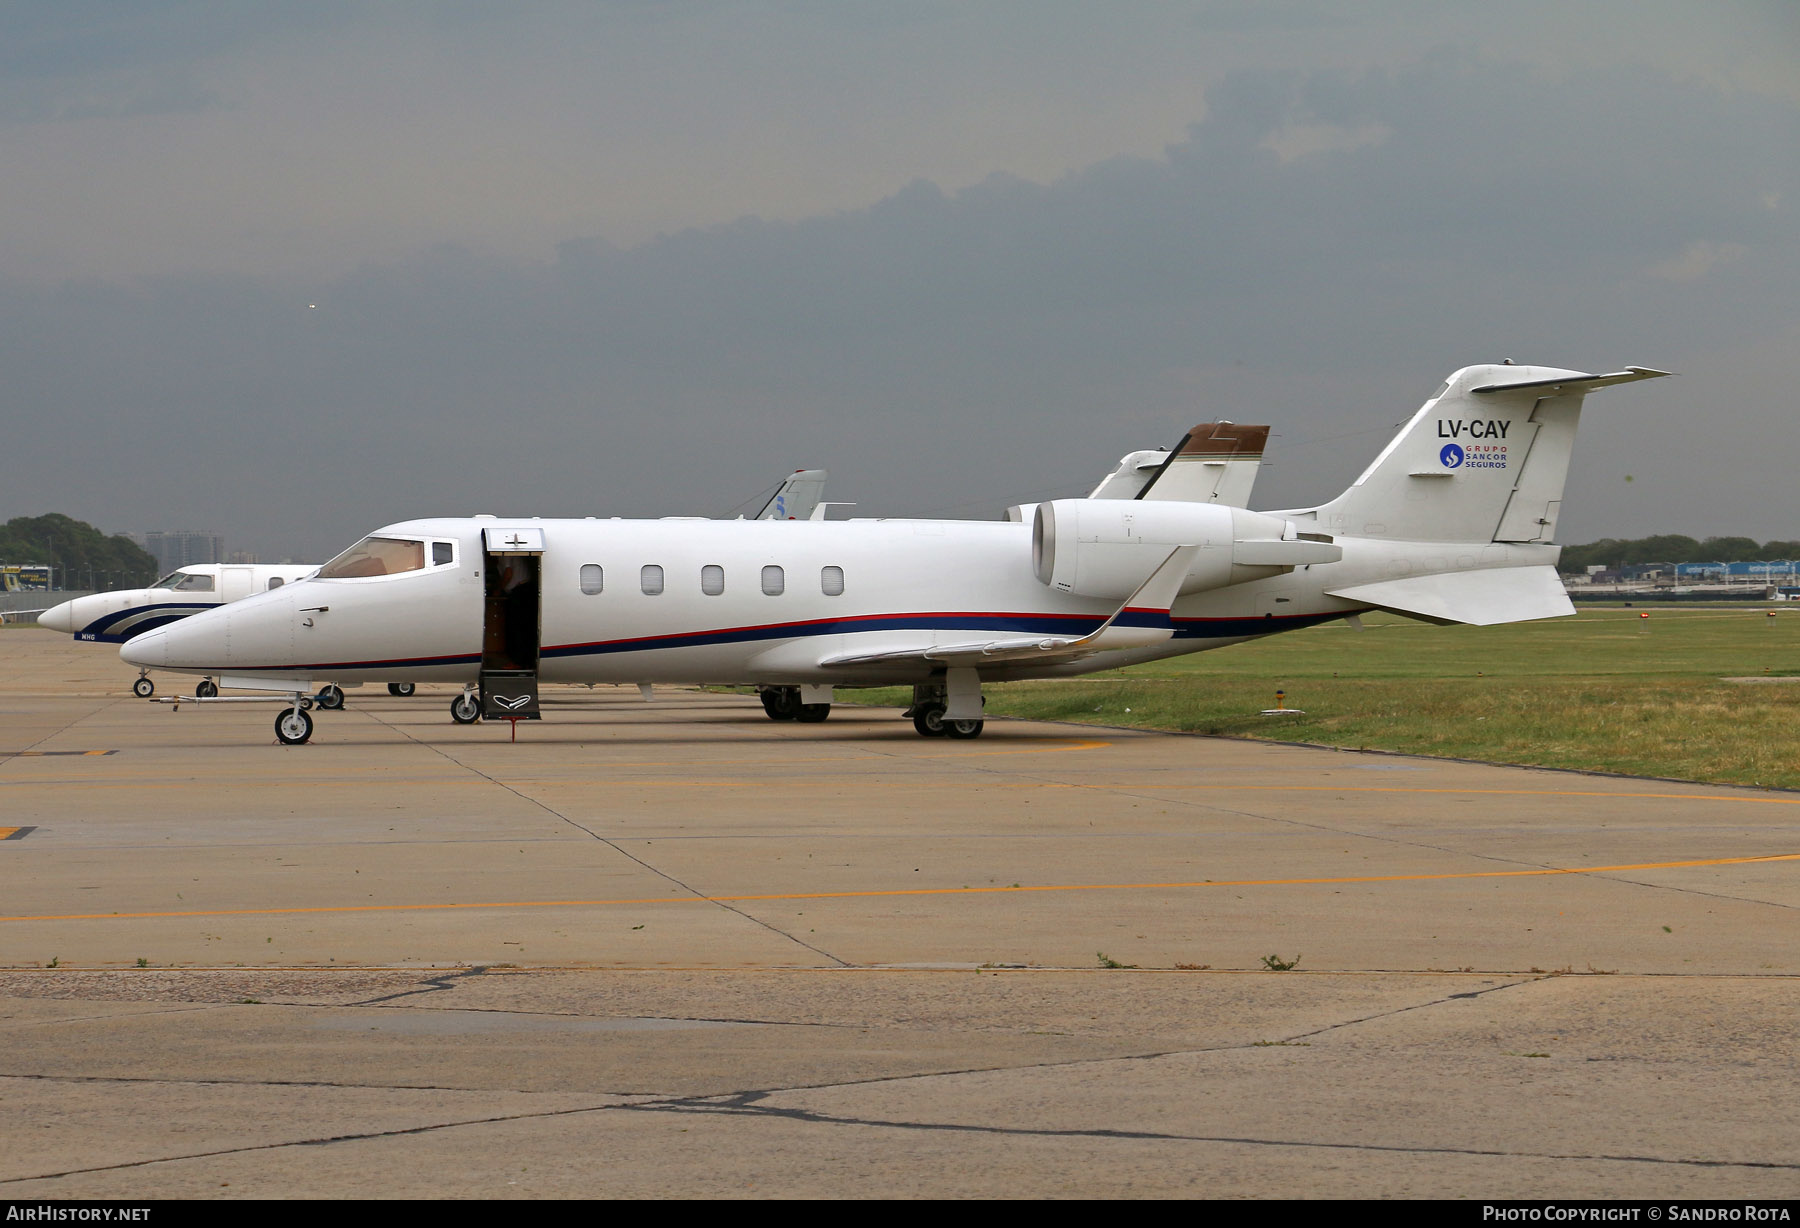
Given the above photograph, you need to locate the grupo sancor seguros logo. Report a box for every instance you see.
[1440,443,1465,469]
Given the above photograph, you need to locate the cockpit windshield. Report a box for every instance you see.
[153,571,215,592]
[317,536,426,579]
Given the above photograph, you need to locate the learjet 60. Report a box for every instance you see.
[120,363,1666,744]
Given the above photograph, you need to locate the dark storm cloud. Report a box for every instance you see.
[2,54,1794,559]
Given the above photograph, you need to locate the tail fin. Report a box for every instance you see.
[1312,365,1668,543]
[755,469,829,521]
[1085,422,1270,505]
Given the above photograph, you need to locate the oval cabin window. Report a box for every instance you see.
[641,565,664,596]
[821,565,845,597]
[761,565,784,596]
[701,565,725,596]
[580,564,604,595]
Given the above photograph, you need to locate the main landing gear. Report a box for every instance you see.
[388,682,415,697]
[910,703,983,739]
[759,686,831,723]
[195,678,218,698]
[905,679,984,739]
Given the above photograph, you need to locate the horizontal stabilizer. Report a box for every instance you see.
[1325,565,1573,626]
[1471,367,1670,395]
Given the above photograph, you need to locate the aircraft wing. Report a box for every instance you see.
[819,545,1200,669]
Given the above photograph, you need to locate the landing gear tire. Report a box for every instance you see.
[133,677,155,698]
[795,703,831,723]
[912,704,948,737]
[450,693,481,724]
[274,708,314,745]
[316,684,345,710]
[945,718,985,740]
[195,679,218,698]
[760,687,801,721]
[388,682,415,697]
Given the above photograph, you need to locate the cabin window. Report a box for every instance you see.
[761,565,784,596]
[701,564,725,596]
[580,564,604,595]
[432,541,455,567]
[318,536,426,579]
[640,564,664,596]
[267,577,285,590]
[171,573,216,592]
[821,565,844,597]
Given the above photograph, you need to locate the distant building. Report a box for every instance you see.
[1674,560,1800,580]
[227,550,260,564]
[138,531,225,573]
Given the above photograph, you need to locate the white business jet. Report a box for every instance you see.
[35,469,830,702]
[40,563,317,696]
[120,363,1665,745]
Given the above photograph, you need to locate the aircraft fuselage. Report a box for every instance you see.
[118,514,1558,689]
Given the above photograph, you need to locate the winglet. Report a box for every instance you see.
[1048,543,1199,654]
[815,545,1202,670]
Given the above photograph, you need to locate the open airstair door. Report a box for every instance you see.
[481,527,544,720]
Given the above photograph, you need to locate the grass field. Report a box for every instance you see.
[852,607,1800,790]
[14,611,1796,789]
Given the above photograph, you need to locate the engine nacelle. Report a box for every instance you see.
[1032,499,1338,599]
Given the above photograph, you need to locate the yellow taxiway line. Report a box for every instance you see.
[6,852,1795,924]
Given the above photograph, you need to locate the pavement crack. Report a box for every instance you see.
[0,1097,640,1187]
[344,965,489,1006]
[357,708,854,967]
[611,1092,1800,1171]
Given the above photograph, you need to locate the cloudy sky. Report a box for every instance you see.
[2,1,1795,562]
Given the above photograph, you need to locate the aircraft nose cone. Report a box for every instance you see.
[120,629,167,668]
[37,600,76,633]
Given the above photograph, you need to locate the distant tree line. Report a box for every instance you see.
[0,514,159,589]
[1560,535,1800,573]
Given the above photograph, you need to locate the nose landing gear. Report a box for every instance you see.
[274,705,314,746]
[132,674,155,698]
[450,687,481,724]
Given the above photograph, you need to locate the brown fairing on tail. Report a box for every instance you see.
[1135,421,1270,499]
[1177,422,1269,457]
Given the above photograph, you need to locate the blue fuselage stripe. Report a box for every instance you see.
[273,609,1342,673]
[76,602,216,643]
